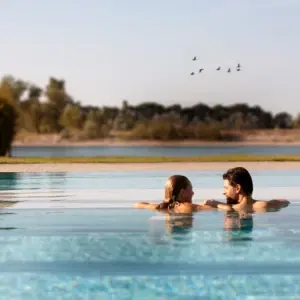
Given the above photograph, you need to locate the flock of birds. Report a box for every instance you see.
[190,56,242,76]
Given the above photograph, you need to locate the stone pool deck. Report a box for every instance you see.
[1,162,300,172]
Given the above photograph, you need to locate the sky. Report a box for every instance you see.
[0,0,300,115]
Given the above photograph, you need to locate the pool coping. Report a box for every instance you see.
[1,162,300,172]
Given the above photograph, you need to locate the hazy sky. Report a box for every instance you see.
[1,1,299,115]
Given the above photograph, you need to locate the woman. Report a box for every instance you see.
[134,174,215,214]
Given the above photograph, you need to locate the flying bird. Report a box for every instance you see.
[187,58,242,75]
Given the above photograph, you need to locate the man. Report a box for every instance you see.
[202,167,290,213]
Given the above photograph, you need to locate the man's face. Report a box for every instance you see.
[223,179,239,205]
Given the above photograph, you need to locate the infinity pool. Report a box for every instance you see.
[0,170,299,299]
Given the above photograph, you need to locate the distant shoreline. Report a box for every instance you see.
[12,140,300,147]
[12,129,300,147]
[1,161,300,172]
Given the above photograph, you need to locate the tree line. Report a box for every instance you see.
[0,74,298,154]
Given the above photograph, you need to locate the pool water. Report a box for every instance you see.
[0,170,300,299]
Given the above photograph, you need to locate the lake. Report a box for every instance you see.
[12,144,300,157]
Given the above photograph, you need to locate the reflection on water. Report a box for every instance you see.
[164,214,194,245]
[0,201,19,208]
[149,211,255,246]
[0,172,19,190]
[0,174,19,207]
[0,227,17,230]
[223,211,253,242]
[0,172,68,191]
[148,213,195,246]
[0,211,18,230]
[164,214,194,234]
[46,172,68,189]
[0,172,70,208]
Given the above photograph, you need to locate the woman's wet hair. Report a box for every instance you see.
[156,175,191,210]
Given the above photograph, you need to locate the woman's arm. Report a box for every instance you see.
[134,202,158,211]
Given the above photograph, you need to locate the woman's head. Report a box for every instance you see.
[164,175,194,205]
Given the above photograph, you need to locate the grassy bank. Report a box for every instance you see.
[1,155,300,164]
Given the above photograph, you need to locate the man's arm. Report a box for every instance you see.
[192,204,218,211]
[252,199,290,212]
[200,200,233,211]
[267,199,290,210]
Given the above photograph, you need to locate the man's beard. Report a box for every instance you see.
[226,197,238,205]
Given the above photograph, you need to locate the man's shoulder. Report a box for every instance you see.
[252,200,268,208]
[253,199,290,210]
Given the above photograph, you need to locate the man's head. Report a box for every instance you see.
[222,167,253,204]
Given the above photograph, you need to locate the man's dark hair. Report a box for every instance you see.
[222,167,253,195]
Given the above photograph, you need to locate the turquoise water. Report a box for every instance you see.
[0,170,300,299]
[12,144,300,157]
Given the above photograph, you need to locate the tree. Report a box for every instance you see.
[1,75,27,104]
[273,112,293,129]
[43,77,70,132]
[83,110,109,139]
[19,85,43,132]
[0,82,18,156]
[59,104,83,129]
